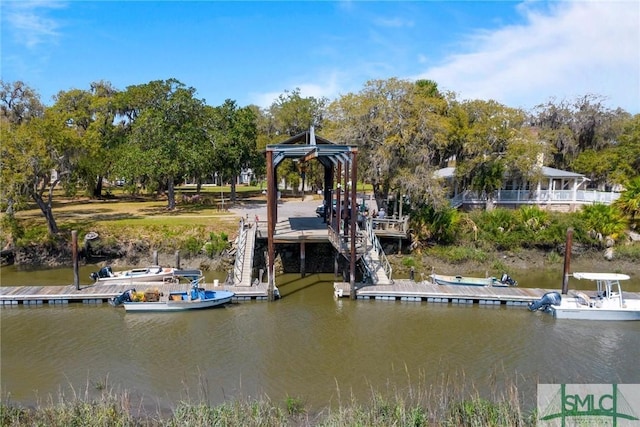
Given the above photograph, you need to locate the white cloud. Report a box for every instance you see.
[414,1,640,113]
[373,17,414,28]
[249,71,345,108]
[2,1,66,49]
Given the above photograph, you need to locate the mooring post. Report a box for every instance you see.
[562,227,573,294]
[153,250,158,265]
[72,230,80,290]
[175,250,180,269]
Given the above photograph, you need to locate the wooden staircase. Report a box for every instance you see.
[327,220,392,285]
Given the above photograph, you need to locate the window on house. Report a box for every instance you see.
[503,179,515,190]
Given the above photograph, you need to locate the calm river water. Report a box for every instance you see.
[1,265,639,414]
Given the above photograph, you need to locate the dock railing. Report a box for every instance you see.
[233,218,248,285]
[364,218,393,282]
[326,225,366,255]
[448,189,620,206]
[371,215,410,234]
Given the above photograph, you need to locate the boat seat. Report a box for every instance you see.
[574,291,592,307]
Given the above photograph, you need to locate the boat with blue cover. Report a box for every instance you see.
[110,277,234,312]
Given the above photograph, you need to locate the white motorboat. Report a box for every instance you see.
[90,265,176,284]
[109,279,234,312]
[430,273,517,287]
[528,272,640,321]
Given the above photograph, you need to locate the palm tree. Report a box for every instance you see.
[580,204,628,245]
[614,176,640,230]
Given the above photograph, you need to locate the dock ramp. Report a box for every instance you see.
[360,219,392,285]
[327,220,392,285]
[232,218,257,287]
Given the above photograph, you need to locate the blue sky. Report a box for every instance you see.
[2,1,639,114]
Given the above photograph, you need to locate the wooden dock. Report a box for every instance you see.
[0,281,272,306]
[333,279,640,307]
[3,279,638,308]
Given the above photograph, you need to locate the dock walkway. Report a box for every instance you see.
[4,279,638,308]
[232,219,257,287]
[333,279,640,306]
[0,281,272,306]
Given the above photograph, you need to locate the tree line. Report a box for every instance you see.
[1,78,639,238]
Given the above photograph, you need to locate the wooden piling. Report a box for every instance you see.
[175,250,181,269]
[266,150,276,301]
[562,228,573,295]
[153,250,158,265]
[349,151,357,299]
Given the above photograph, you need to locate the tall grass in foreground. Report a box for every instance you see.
[1,371,536,426]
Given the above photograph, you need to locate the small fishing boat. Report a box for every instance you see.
[90,265,176,284]
[430,273,517,287]
[528,272,640,321]
[110,278,234,312]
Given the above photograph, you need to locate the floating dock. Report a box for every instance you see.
[3,279,638,307]
[333,279,640,307]
[0,281,272,306]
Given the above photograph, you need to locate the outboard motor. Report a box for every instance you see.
[528,291,562,312]
[109,288,136,307]
[90,266,114,281]
[500,273,517,286]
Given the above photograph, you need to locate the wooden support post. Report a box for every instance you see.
[267,150,276,301]
[562,228,573,295]
[72,230,79,290]
[324,165,333,223]
[153,250,158,265]
[300,241,306,277]
[336,162,342,237]
[349,152,357,299]
[175,250,181,269]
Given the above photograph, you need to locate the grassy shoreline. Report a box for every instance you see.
[1,378,536,426]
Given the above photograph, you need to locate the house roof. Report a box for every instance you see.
[540,166,587,179]
[435,165,587,180]
[434,166,455,179]
[266,128,357,168]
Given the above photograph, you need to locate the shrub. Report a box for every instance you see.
[579,203,628,243]
[184,236,203,256]
[471,209,521,250]
[410,205,461,245]
[517,206,550,233]
[204,232,229,257]
[284,396,305,416]
[0,214,24,242]
[427,245,489,264]
[614,242,640,261]
[402,256,416,268]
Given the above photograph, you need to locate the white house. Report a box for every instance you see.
[436,165,620,212]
